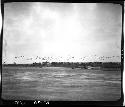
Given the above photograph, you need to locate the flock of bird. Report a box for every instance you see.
[13,55,120,62]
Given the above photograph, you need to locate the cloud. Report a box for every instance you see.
[3,3,121,63]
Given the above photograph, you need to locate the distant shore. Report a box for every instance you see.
[2,62,121,71]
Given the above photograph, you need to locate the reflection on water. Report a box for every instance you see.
[2,67,121,101]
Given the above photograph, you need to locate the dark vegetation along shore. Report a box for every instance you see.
[3,62,121,70]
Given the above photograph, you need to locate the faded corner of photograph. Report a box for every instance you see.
[2,2,122,101]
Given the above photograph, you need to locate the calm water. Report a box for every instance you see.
[2,67,121,101]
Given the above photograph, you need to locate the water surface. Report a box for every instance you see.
[2,67,121,101]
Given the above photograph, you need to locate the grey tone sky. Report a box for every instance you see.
[3,3,122,63]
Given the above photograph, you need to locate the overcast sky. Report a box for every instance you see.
[3,3,122,63]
